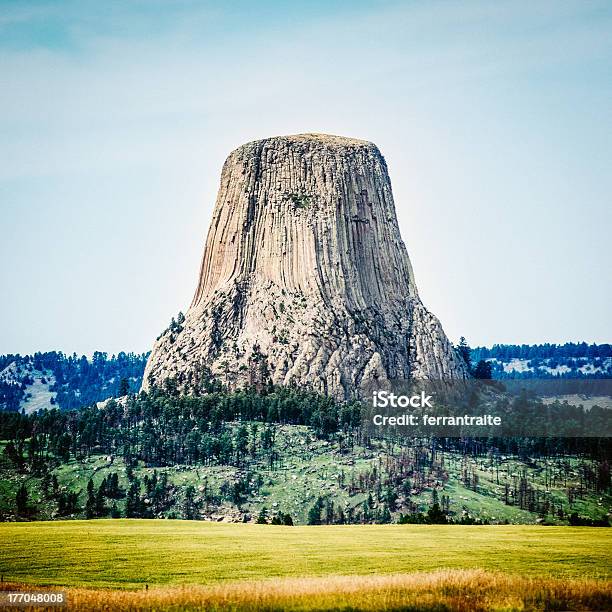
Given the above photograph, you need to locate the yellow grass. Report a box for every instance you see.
[2,521,611,588]
[2,522,610,610]
[2,570,611,611]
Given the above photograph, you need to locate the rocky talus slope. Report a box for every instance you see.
[143,134,467,398]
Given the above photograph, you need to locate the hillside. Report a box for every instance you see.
[1,343,610,526]
[1,386,610,526]
[0,352,148,412]
[472,342,612,379]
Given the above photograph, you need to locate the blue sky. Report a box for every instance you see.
[1,0,611,355]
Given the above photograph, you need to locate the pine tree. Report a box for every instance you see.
[473,359,492,379]
[379,504,392,524]
[56,433,71,463]
[457,336,472,372]
[51,475,59,496]
[85,478,97,519]
[307,497,324,525]
[182,485,197,520]
[362,499,371,523]
[16,483,28,515]
[95,481,106,517]
[119,378,130,397]
[385,487,398,511]
[324,499,335,524]
[41,471,52,498]
[106,473,121,498]
[426,503,447,524]
[256,506,268,524]
[126,481,141,518]
[235,425,249,465]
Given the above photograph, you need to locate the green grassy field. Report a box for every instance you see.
[0,520,610,589]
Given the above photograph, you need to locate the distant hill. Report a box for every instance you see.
[1,342,610,412]
[471,342,612,380]
[0,352,149,412]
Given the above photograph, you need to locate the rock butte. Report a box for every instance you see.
[143,133,468,399]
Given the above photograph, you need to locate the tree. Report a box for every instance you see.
[85,478,97,519]
[307,497,324,525]
[230,481,245,506]
[235,425,249,464]
[597,461,610,492]
[16,483,28,515]
[385,487,398,511]
[219,432,234,464]
[426,503,447,524]
[119,378,130,397]
[379,504,392,524]
[4,441,24,470]
[256,507,268,524]
[56,433,71,463]
[96,481,107,517]
[57,491,80,516]
[457,337,472,372]
[473,360,493,380]
[324,498,335,524]
[182,485,197,520]
[126,481,142,518]
[362,499,371,523]
[106,473,122,498]
[185,430,201,464]
[41,470,52,498]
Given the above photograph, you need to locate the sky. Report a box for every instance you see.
[1,0,611,356]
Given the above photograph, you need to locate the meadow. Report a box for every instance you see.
[0,521,611,610]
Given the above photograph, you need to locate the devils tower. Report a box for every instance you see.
[143,134,467,398]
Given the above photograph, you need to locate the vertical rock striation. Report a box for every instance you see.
[143,134,467,398]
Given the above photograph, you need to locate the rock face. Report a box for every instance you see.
[143,134,467,398]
